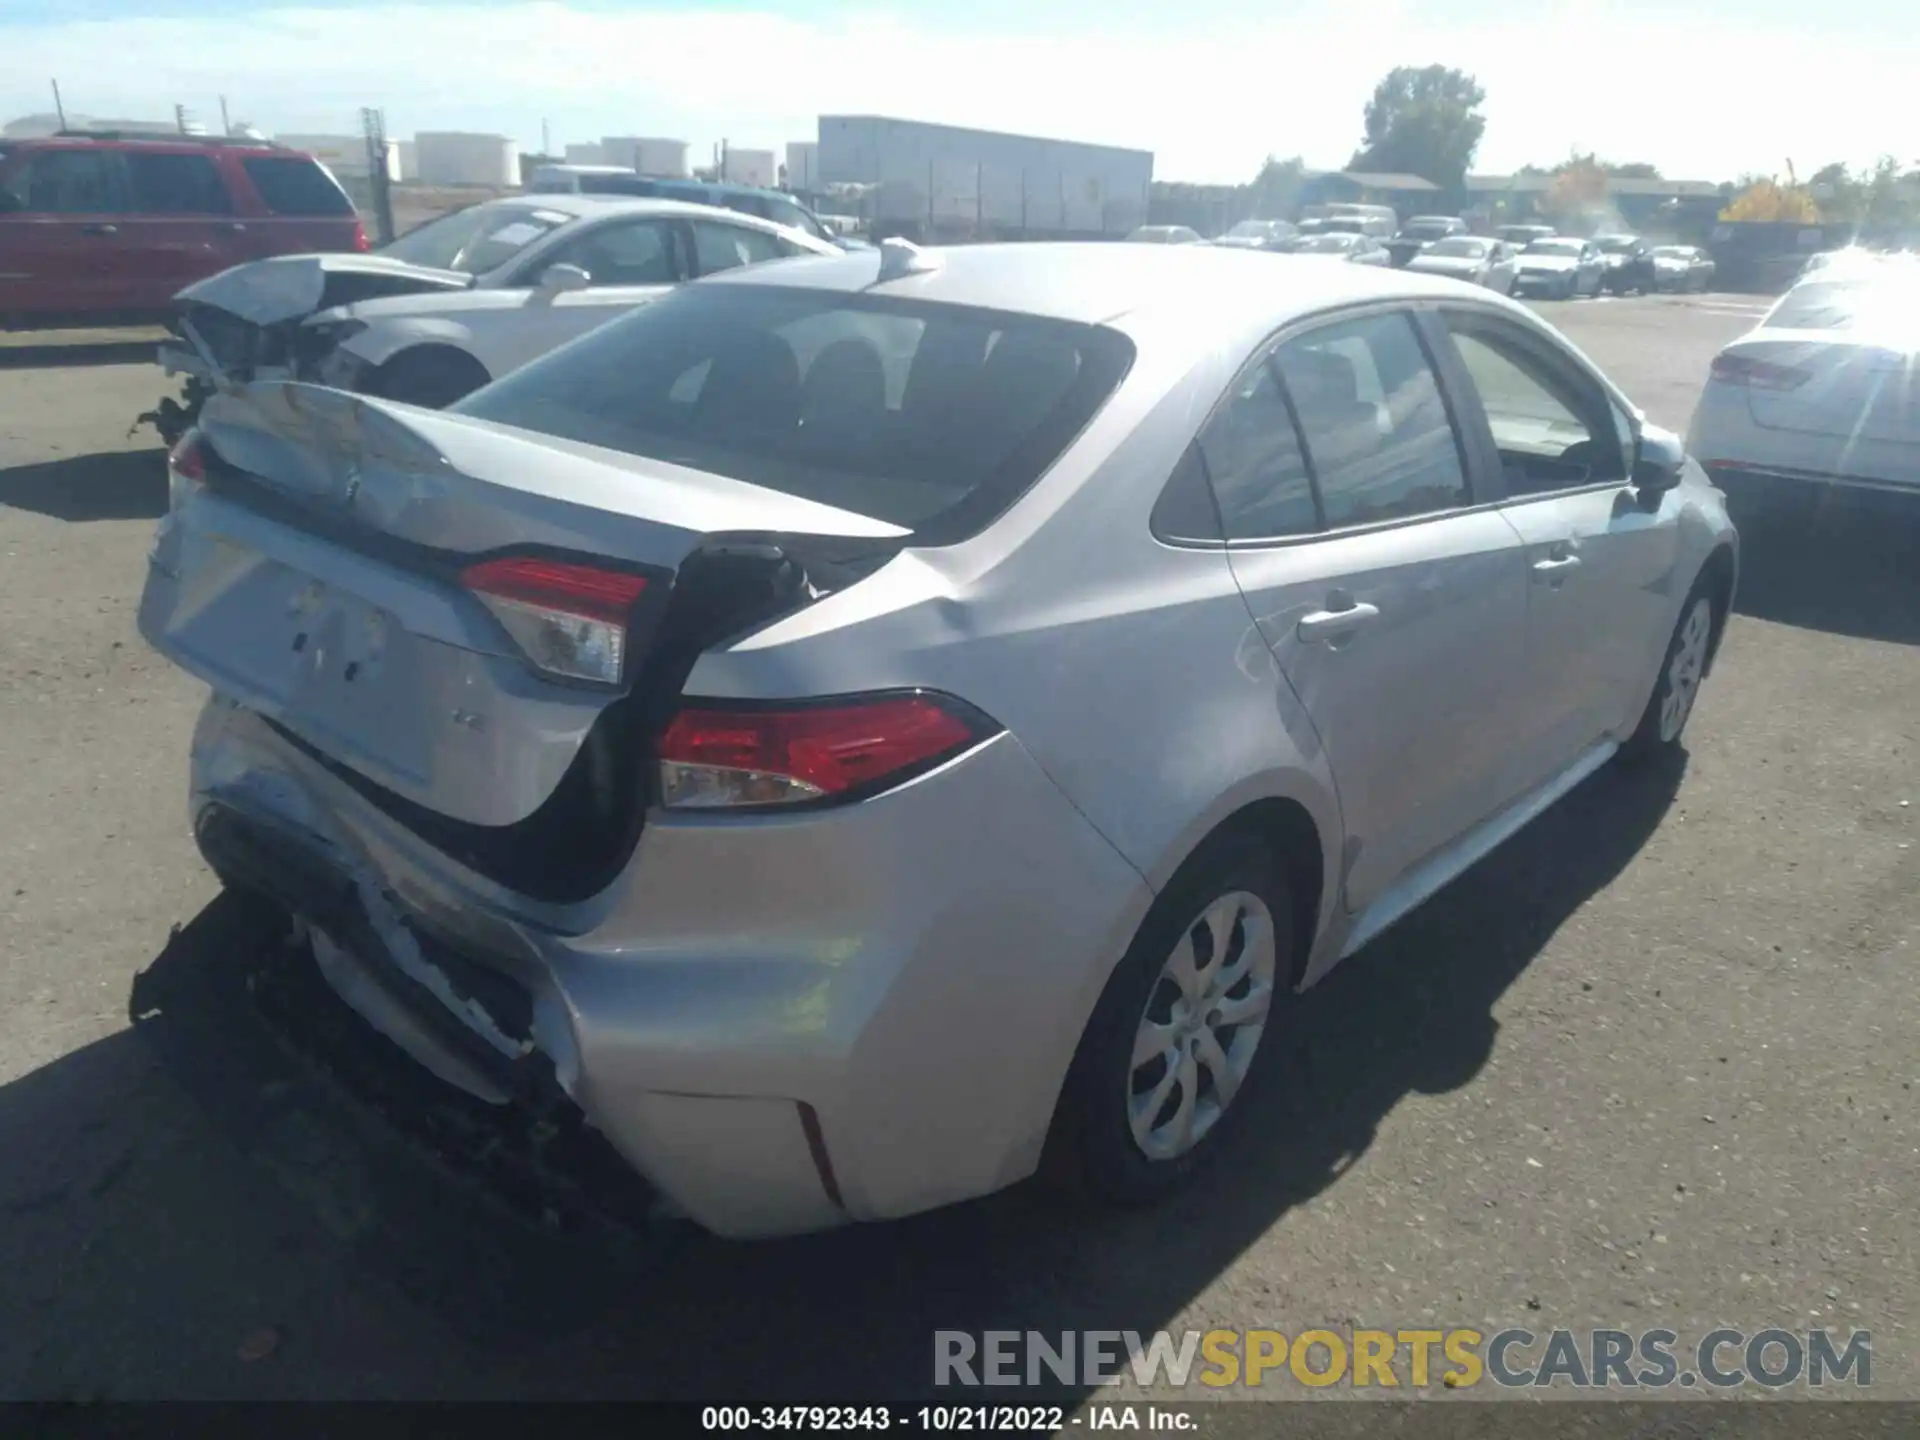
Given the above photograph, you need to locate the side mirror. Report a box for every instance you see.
[536,263,591,295]
[1632,423,1687,498]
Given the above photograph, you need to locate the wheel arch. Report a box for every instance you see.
[366,343,493,404]
[1696,542,1738,672]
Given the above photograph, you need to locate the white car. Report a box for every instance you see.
[1511,238,1608,300]
[1288,232,1394,266]
[152,195,839,432]
[1688,271,1920,516]
[1406,236,1520,293]
[1127,225,1204,245]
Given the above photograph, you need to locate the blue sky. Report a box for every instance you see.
[3,0,1912,184]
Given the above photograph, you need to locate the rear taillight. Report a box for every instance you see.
[462,555,649,685]
[167,428,207,512]
[1711,353,1809,390]
[353,220,371,253]
[656,693,994,810]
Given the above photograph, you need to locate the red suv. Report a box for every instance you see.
[0,132,368,327]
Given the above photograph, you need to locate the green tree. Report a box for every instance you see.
[1248,155,1307,218]
[1348,65,1487,191]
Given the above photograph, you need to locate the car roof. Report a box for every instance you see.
[485,192,783,225]
[698,240,1497,325]
[4,132,285,155]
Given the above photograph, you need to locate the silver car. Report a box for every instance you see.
[140,242,1737,1239]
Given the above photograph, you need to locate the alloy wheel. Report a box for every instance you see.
[1659,597,1714,741]
[1126,890,1277,1161]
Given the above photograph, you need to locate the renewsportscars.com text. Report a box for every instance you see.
[934,1327,1872,1390]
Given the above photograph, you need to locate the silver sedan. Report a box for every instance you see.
[139,243,1737,1237]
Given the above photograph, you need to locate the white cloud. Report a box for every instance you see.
[4,2,1912,182]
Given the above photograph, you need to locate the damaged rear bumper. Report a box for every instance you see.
[184,698,1149,1240]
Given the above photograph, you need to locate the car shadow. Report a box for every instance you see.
[1728,499,1920,646]
[0,449,166,523]
[0,753,1686,1400]
[0,341,158,370]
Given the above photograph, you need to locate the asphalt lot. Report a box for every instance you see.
[0,293,1915,1407]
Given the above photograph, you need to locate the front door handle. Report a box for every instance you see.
[217,221,247,235]
[1532,554,1582,583]
[79,223,119,237]
[1298,600,1381,644]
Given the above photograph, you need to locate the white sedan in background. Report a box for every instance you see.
[1288,232,1394,266]
[1688,272,1919,516]
[153,195,837,433]
[1406,236,1520,293]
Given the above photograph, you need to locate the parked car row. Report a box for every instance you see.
[1124,213,1718,300]
[139,240,1737,1238]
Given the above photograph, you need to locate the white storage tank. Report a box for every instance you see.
[601,136,689,178]
[722,147,776,189]
[786,140,820,191]
[412,131,519,187]
[395,140,418,182]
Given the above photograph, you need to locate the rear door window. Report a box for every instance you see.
[1195,357,1319,540]
[1272,312,1469,528]
[458,284,1134,539]
[240,156,355,216]
[127,152,232,214]
[11,150,131,214]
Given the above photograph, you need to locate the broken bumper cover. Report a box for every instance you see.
[184,699,1151,1240]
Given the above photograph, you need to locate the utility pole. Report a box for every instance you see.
[50,78,68,129]
[541,117,550,157]
[219,95,232,136]
[360,106,395,245]
[174,103,189,134]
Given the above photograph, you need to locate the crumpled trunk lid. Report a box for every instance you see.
[177,253,473,328]
[140,382,907,837]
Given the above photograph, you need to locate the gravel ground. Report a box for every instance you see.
[0,295,1913,1408]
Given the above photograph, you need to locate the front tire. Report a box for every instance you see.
[1046,831,1298,1205]
[1623,588,1719,760]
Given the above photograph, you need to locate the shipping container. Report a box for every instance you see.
[817,115,1152,240]
[412,131,518,187]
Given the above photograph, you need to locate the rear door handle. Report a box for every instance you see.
[1532,554,1582,582]
[1298,601,1381,643]
[79,223,119,237]
[217,221,247,234]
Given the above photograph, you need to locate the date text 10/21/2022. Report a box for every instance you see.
[700,1407,1191,1432]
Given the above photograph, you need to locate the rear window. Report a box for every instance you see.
[1766,282,1876,331]
[457,284,1135,540]
[1427,238,1487,258]
[241,156,354,216]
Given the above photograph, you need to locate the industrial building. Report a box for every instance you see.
[600,136,690,178]
[786,140,820,191]
[411,131,518,187]
[720,147,776,188]
[274,133,401,183]
[816,115,1153,239]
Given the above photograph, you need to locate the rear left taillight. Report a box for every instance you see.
[167,428,207,512]
[1711,353,1809,390]
[656,692,995,810]
[462,555,649,686]
[352,220,371,253]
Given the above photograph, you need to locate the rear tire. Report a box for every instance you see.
[369,348,491,409]
[1045,831,1299,1206]
[1623,585,1720,761]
